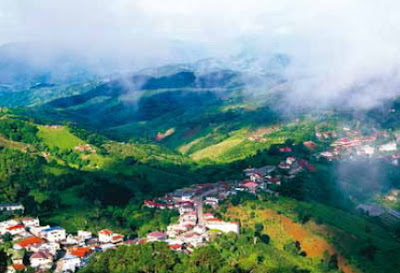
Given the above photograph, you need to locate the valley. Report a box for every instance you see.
[0,65,400,273]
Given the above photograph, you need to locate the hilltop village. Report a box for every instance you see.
[0,153,313,273]
[1,122,400,272]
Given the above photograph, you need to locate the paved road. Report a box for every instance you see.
[194,188,218,226]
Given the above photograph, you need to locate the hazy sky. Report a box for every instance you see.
[1,0,400,108]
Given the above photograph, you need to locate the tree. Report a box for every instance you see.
[190,245,222,273]
[2,232,12,242]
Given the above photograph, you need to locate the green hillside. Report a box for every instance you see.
[38,125,83,150]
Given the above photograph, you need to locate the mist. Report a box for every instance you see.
[2,0,400,109]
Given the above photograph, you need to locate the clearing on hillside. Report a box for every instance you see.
[37,125,83,150]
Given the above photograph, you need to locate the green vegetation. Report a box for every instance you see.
[37,125,83,150]
[223,196,400,273]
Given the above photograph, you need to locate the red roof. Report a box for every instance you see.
[99,229,113,235]
[242,181,258,189]
[17,236,43,248]
[177,201,194,206]
[147,231,167,238]
[30,251,52,260]
[70,247,91,257]
[279,147,292,152]
[169,244,182,249]
[7,225,24,231]
[12,264,26,270]
[112,235,123,240]
[338,137,351,143]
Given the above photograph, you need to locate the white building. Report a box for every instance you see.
[40,227,66,242]
[206,219,239,234]
[379,142,397,152]
[29,225,50,236]
[21,217,40,227]
[0,219,20,235]
[98,229,114,243]
[77,230,92,242]
[30,251,53,268]
[55,255,81,273]
[38,242,61,255]
[5,225,25,236]
[0,203,24,212]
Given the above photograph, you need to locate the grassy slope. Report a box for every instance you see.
[226,197,400,273]
[37,125,83,150]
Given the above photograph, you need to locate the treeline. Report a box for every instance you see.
[80,231,341,273]
[0,119,39,144]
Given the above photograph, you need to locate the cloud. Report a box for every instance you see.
[1,0,400,109]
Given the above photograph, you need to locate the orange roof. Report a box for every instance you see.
[7,225,24,231]
[99,229,113,235]
[70,247,92,258]
[12,264,26,270]
[112,235,123,240]
[169,244,182,249]
[207,218,223,222]
[17,236,43,248]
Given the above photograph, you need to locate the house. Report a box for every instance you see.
[168,244,182,251]
[30,251,53,268]
[379,142,397,152]
[303,141,317,150]
[29,225,50,237]
[63,234,80,245]
[241,181,259,193]
[360,145,375,156]
[21,217,39,227]
[204,197,219,207]
[0,219,20,234]
[181,232,207,247]
[278,162,291,169]
[14,236,43,250]
[40,227,66,242]
[100,243,116,251]
[77,230,92,242]
[286,156,297,165]
[144,200,156,208]
[68,247,92,258]
[203,214,214,220]
[6,264,26,273]
[111,234,124,244]
[147,231,167,242]
[320,150,339,160]
[37,242,60,255]
[206,219,239,234]
[180,212,197,223]
[98,229,114,243]
[279,147,292,152]
[6,225,25,236]
[182,192,195,201]
[179,205,195,215]
[267,177,281,185]
[55,254,81,273]
[0,203,24,213]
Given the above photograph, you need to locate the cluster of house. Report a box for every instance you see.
[143,182,240,253]
[73,144,96,153]
[240,155,316,193]
[315,127,400,164]
[0,216,126,273]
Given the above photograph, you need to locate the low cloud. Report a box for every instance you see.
[1,0,400,109]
